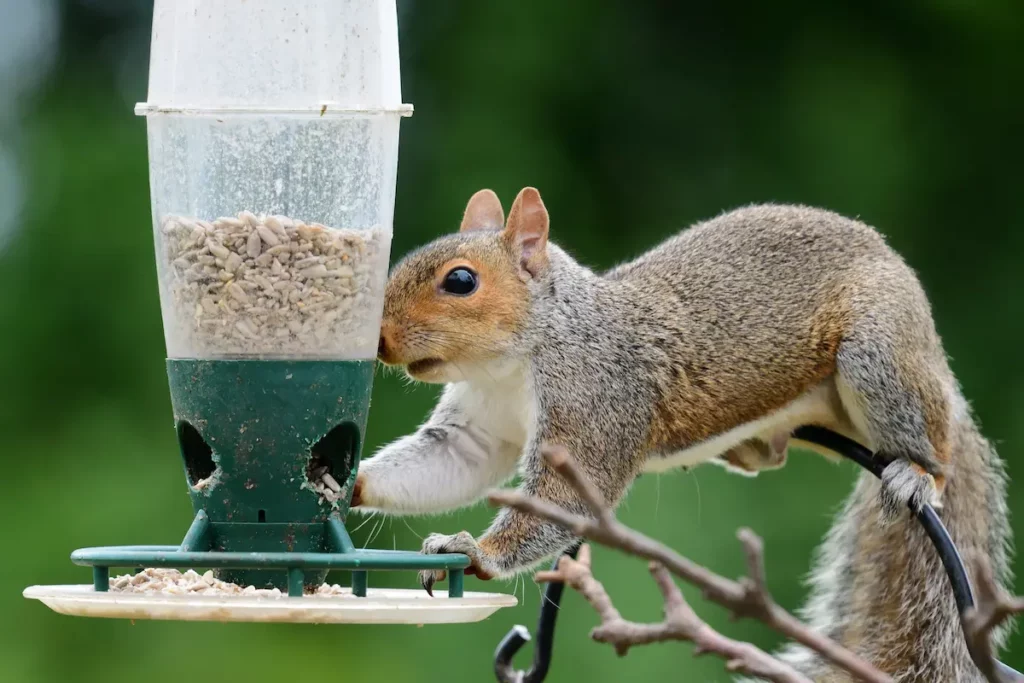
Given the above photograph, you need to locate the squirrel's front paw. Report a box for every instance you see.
[879,460,942,523]
[418,531,497,596]
[349,474,365,508]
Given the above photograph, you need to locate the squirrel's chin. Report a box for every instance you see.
[405,358,451,383]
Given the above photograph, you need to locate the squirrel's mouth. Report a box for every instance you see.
[406,358,445,375]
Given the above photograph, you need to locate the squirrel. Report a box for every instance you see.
[352,187,1012,680]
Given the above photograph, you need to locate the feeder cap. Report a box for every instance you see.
[142,0,409,114]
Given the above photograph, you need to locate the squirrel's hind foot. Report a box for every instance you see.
[879,460,943,523]
[717,434,789,476]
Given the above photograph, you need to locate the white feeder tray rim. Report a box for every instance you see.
[24,584,517,625]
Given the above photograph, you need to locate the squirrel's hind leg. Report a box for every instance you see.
[716,434,789,475]
[835,333,949,521]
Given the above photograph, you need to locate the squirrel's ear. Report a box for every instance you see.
[504,187,549,278]
[460,189,505,232]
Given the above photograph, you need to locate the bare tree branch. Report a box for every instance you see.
[535,543,814,683]
[542,445,614,525]
[488,444,894,683]
[962,557,1024,683]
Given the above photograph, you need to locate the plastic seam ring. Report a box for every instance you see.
[133,103,415,117]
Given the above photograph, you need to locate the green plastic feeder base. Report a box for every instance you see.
[65,359,471,597]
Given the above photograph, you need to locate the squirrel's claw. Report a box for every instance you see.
[418,530,494,595]
[418,569,444,596]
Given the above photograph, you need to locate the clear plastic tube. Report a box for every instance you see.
[138,0,409,360]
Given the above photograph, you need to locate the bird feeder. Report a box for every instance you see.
[24,0,514,625]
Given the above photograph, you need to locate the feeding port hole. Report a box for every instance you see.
[306,422,358,505]
[178,421,218,491]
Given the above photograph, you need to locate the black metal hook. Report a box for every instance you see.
[492,426,1022,682]
[494,543,580,683]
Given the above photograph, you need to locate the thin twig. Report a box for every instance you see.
[544,445,613,525]
[488,445,894,683]
[962,557,1024,683]
[536,543,813,683]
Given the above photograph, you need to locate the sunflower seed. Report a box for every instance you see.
[225,252,243,273]
[226,282,249,304]
[246,230,263,259]
[256,225,280,247]
[301,264,329,279]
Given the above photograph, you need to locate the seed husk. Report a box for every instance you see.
[322,473,342,492]
[109,567,354,598]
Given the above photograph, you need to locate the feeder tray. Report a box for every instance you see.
[24,585,514,626]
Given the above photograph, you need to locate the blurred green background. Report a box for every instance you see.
[2,1,1022,681]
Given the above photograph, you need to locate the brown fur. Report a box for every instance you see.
[378,235,529,377]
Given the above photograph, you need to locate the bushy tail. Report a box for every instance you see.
[775,403,1012,682]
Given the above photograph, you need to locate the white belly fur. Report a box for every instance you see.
[643,378,860,473]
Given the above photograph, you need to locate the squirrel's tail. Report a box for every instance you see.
[776,395,1013,682]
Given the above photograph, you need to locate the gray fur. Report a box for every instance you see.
[481,245,659,572]
[372,203,1014,679]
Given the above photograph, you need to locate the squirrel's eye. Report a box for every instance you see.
[441,267,478,295]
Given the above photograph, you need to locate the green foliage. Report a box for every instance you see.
[1,1,1022,681]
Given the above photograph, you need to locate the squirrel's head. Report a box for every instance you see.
[378,187,550,383]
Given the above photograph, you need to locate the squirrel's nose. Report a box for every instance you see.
[378,321,398,363]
